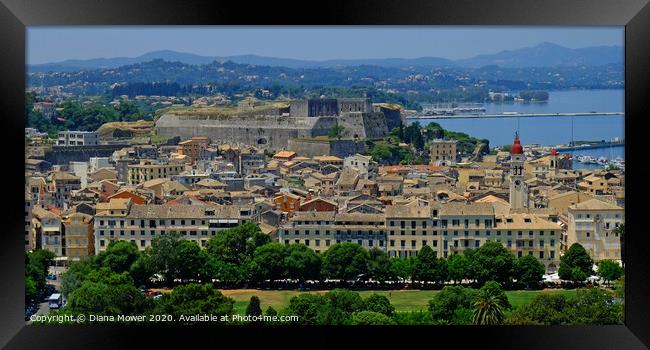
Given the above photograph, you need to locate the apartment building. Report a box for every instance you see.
[57,131,99,146]
[278,201,562,271]
[94,198,244,253]
[62,212,94,259]
[33,207,63,256]
[430,139,458,166]
[177,137,210,163]
[566,198,624,262]
[127,160,185,185]
[278,211,386,253]
[385,204,439,258]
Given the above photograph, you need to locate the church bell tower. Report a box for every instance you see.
[509,133,527,210]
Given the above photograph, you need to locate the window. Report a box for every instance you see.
[540,240,544,247]
[140,240,146,247]
[305,240,310,246]
[539,251,544,259]
[401,240,406,247]
[390,240,395,247]
[507,240,512,248]
[315,240,320,247]
[100,240,105,247]
[411,241,416,248]
[475,240,480,248]
[326,240,331,246]
[550,239,555,247]
[550,251,555,259]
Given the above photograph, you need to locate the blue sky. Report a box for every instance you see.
[27,26,623,65]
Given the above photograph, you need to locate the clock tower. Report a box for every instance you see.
[509,133,527,210]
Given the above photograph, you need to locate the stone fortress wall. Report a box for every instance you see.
[155,98,401,152]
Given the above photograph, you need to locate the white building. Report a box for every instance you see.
[566,198,624,262]
[89,157,111,173]
[57,131,99,146]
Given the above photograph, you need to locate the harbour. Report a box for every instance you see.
[406,111,623,120]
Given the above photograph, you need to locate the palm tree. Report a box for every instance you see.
[472,294,504,325]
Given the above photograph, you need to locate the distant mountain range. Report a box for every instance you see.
[28,42,623,72]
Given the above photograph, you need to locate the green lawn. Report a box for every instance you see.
[221,288,577,314]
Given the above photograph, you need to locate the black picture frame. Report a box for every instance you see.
[1,0,648,348]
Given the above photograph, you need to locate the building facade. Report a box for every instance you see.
[430,139,458,166]
[566,198,624,262]
[63,213,94,259]
[93,199,244,253]
[127,160,185,185]
[57,131,99,146]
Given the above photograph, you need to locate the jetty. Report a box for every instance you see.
[406,111,624,120]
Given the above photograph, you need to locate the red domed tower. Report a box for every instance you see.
[511,134,524,155]
[509,132,527,210]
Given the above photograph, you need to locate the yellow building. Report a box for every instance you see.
[548,190,594,216]
[177,137,210,163]
[566,198,623,262]
[127,160,185,185]
[279,202,562,271]
[430,139,457,165]
[577,175,609,195]
[62,212,94,259]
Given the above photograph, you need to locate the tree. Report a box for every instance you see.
[129,251,155,288]
[564,288,623,325]
[325,289,365,314]
[149,232,183,286]
[447,253,469,284]
[349,311,396,325]
[265,306,278,317]
[366,247,394,282]
[505,293,568,325]
[428,286,478,323]
[321,243,369,281]
[480,281,511,310]
[285,243,322,284]
[205,221,270,265]
[286,293,328,325]
[26,249,56,299]
[472,292,505,325]
[412,245,447,284]
[515,254,545,288]
[25,276,38,302]
[558,243,593,282]
[371,143,394,164]
[597,260,624,285]
[250,243,287,284]
[60,257,96,298]
[176,240,204,282]
[327,122,345,140]
[246,296,263,317]
[472,241,515,285]
[153,283,234,322]
[390,256,414,282]
[364,294,395,317]
[66,268,149,316]
[616,224,625,267]
[95,240,141,273]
